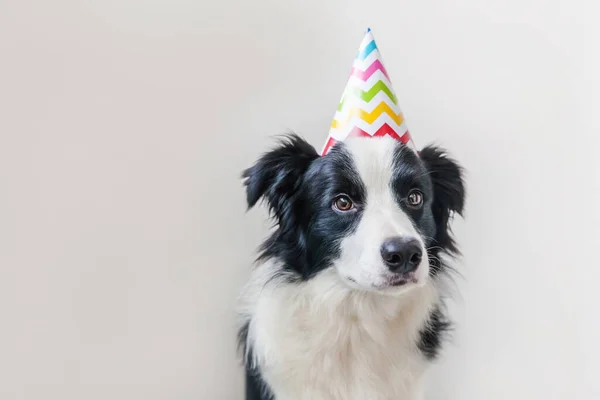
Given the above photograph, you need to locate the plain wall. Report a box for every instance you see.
[1,0,598,399]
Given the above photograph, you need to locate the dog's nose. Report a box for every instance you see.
[380,237,423,273]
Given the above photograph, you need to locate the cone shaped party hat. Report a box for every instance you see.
[321,28,417,155]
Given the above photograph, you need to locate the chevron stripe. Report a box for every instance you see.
[337,90,398,114]
[353,50,384,70]
[348,71,392,93]
[322,124,412,155]
[337,80,397,111]
[349,123,411,141]
[349,60,389,81]
[331,113,405,139]
[331,116,407,140]
[332,109,404,135]
[331,102,404,130]
[357,40,378,60]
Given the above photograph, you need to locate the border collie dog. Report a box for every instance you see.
[238,134,465,400]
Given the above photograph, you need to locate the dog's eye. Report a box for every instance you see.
[333,195,354,212]
[407,190,424,208]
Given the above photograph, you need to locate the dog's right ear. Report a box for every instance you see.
[242,134,319,217]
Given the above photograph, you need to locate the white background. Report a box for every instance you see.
[1,0,599,399]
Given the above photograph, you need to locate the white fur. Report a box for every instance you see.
[238,264,439,400]
[239,137,440,399]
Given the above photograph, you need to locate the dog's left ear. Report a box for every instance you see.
[242,134,319,221]
[420,145,466,254]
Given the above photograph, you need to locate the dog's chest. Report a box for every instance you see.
[262,313,427,400]
[243,272,436,400]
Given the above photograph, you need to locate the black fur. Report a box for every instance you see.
[241,134,465,396]
[419,145,466,256]
[418,306,452,360]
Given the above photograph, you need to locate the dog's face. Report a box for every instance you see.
[243,135,464,294]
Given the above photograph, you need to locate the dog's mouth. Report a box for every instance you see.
[345,273,421,291]
[388,278,408,286]
[388,275,418,286]
[378,273,419,289]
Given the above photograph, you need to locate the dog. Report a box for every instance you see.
[238,134,465,400]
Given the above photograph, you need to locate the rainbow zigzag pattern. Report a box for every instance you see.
[322,29,414,155]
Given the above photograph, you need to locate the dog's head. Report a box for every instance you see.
[243,134,465,294]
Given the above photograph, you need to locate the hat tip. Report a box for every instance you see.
[365,27,371,33]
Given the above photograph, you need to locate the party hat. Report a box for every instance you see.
[321,28,417,155]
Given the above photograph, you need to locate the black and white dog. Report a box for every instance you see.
[238,134,465,400]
